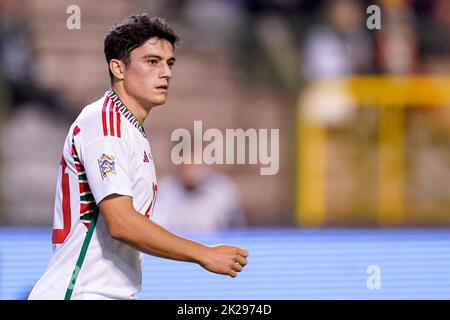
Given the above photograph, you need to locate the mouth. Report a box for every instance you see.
[155,85,168,91]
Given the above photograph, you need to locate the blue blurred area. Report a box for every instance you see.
[1,227,450,300]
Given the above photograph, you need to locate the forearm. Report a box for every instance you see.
[99,195,248,277]
[112,210,206,263]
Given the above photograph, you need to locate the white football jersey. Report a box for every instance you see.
[29,90,158,300]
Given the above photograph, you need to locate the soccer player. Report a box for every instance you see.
[28,14,249,300]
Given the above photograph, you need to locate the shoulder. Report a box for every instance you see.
[75,92,126,145]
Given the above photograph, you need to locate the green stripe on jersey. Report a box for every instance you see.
[80,194,94,202]
[64,209,99,300]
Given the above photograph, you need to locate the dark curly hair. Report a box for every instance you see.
[104,13,179,83]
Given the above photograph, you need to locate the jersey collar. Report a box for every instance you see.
[106,90,146,138]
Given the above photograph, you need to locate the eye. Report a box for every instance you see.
[148,59,158,65]
[168,61,175,69]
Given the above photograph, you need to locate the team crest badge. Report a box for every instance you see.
[98,154,116,180]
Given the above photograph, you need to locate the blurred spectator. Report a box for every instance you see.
[153,164,246,233]
[375,0,419,75]
[182,0,246,53]
[0,0,73,121]
[230,0,307,95]
[0,0,74,226]
[302,0,375,81]
[299,0,374,126]
[414,0,450,73]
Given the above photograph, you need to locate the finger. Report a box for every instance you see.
[237,248,249,258]
[231,262,243,272]
[236,255,247,267]
[229,270,237,278]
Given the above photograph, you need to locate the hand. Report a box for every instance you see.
[199,245,249,278]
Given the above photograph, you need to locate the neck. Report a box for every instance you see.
[111,84,150,124]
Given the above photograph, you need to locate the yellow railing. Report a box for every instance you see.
[296,76,450,227]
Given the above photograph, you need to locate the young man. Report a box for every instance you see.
[28,14,248,300]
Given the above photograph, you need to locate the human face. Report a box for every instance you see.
[122,37,175,109]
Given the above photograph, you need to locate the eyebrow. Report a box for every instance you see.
[142,54,176,62]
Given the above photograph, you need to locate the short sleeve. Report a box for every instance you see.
[80,136,133,204]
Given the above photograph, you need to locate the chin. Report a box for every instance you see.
[151,96,168,107]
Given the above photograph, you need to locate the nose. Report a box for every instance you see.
[159,62,172,80]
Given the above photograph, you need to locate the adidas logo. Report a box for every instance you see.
[143,151,151,163]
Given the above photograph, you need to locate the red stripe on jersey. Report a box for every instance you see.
[52,158,72,244]
[80,203,92,214]
[102,97,109,136]
[79,182,91,194]
[109,100,115,136]
[144,200,153,218]
[116,104,121,138]
[73,125,81,136]
[145,183,158,218]
[71,144,78,157]
[75,163,84,173]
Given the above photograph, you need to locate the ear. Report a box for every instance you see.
[109,59,125,81]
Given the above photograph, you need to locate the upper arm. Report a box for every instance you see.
[98,194,135,239]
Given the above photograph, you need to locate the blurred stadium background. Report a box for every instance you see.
[1,0,450,299]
